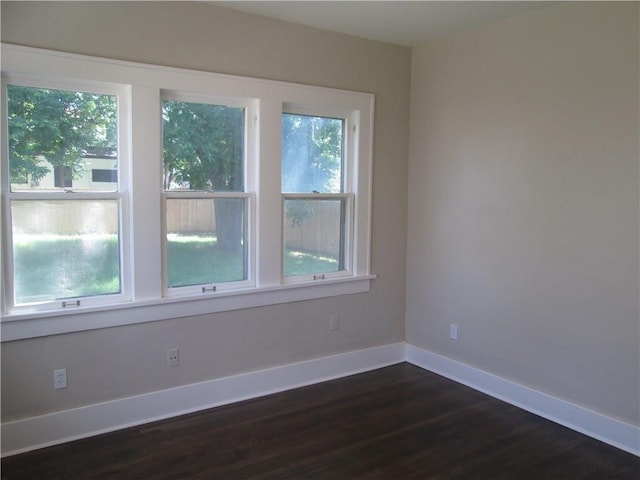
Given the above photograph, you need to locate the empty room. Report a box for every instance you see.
[1,1,638,478]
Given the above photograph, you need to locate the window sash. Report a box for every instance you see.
[161,93,249,194]
[161,192,254,296]
[281,112,346,194]
[281,193,353,282]
[4,195,128,310]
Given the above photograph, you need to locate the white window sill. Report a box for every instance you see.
[0,275,376,341]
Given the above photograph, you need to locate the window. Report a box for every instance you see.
[92,169,117,183]
[162,96,251,293]
[3,82,127,310]
[282,113,350,279]
[1,45,373,340]
[53,165,73,188]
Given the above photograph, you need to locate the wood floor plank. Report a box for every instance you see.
[2,363,638,479]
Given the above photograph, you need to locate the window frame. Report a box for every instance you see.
[1,75,132,313]
[0,44,375,341]
[160,91,256,296]
[280,105,357,283]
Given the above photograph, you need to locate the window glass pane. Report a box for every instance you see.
[283,199,345,277]
[7,85,118,192]
[166,198,247,288]
[282,114,343,193]
[10,200,121,305]
[163,100,245,192]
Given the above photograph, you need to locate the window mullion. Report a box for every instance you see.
[255,98,283,287]
[130,85,163,301]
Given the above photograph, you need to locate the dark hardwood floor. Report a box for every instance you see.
[2,363,639,479]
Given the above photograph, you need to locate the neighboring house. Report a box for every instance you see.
[12,147,117,191]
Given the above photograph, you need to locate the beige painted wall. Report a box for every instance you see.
[407,2,639,425]
[0,2,410,420]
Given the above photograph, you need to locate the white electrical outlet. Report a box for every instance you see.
[450,324,458,340]
[167,348,179,367]
[330,314,340,331]
[53,369,67,389]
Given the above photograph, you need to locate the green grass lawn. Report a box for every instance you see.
[167,233,339,286]
[13,234,339,304]
[13,234,121,304]
[166,234,245,287]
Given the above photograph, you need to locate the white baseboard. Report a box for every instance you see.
[3,342,638,458]
[0,342,406,457]
[406,343,640,457]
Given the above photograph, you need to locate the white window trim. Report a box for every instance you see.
[0,44,375,341]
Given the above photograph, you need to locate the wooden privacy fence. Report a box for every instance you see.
[167,200,341,256]
[14,200,341,256]
[11,200,119,236]
[284,204,341,257]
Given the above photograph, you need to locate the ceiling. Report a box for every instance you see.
[212,1,553,47]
